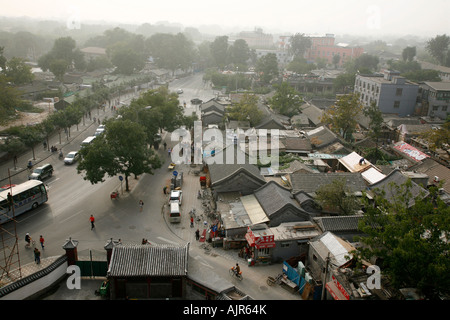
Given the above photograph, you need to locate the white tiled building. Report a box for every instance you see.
[354,70,419,117]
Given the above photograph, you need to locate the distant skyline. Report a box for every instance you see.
[2,0,449,37]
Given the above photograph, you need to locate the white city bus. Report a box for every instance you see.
[81,136,96,147]
[0,180,48,224]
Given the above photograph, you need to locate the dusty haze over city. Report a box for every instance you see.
[1,0,449,38]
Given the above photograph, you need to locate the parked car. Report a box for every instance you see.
[169,190,182,205]
[177,89,183,94]
[190,98,203,105]
[64,151,80,165]
[28,164,53,181]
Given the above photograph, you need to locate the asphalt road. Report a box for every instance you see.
[1,72,302,300]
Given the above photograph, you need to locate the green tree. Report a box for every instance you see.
[315,178,360,215]
[321,93,363,141]
[77,119,161,191]
[363,101,384,147]
[426,34,450,66]
[256,53,279,85]
[286,56,316,74]
[210,36,229,69]
[0,74,23,121]
[315,57,327,69]
[4,57,34,85]
[110,45,145,75]
[227,93,263,126]
[49,59,69,83]
[403,69,441,82]
[356,184,450,299]
[17,125,43,160]
[268,82,303,117]
[146,33,194,75]
[288,33,312,59]
[0,46,6,71]
[419,119,450,151]
[333,72,356,93]
[402,46,416,62]
[0,137,25,170]
[228,39,250,66]
[332,54,341,68]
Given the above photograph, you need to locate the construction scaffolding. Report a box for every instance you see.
[0,169,22,287]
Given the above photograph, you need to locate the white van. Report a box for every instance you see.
[169,190,182,205]
[169,202,181,223]
[81,136,96,147]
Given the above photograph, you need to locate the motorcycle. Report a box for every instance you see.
[229,267,243,281]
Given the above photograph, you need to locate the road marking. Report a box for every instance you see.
[59,210,85,224]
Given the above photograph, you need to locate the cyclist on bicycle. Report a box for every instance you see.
[233,263,241,276]
[25,233,31,247]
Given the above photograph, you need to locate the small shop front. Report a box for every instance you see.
[245,225,276,266]
[325,275,350,300]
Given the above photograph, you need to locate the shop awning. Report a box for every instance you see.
[245,233,275,249]
[326,281,349,300]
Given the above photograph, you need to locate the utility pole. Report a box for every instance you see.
[321,252,330,300]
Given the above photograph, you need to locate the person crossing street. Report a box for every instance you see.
[89,215,95,230]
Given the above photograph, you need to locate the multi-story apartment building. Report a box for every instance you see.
[304,34,364,67]
[418,82,450,119]
[354,70,420,117]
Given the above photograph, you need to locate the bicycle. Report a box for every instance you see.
[267,273,284,286]
[25,238,36,249]
[229,267,243,281]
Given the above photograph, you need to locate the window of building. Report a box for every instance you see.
[394,101,400,108]
[433,105,439,111]
[396,88,403,96]
[441,106,447,111]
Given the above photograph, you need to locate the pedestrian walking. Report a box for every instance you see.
[163,186,167,195]
[34,248,41,264]
[89,215,95,230]
[163,142,167,150]
[168,148,172,157]
[39,235,45,249]
[190,216,194,228]
[139,200,144,212]
[195,229,200,241]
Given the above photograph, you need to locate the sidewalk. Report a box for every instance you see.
[0,114,103,186]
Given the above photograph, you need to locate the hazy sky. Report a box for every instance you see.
[2,0,449,37]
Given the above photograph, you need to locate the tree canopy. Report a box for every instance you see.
[426,34,450,66]
[268,82,303,117]
[315,178,360,215]
[356,184,450,299]
[227,93,263,127]
[321,93,363,141]
[77,119,161,191]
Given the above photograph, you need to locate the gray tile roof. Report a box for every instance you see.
[208,147,265,185]
[301,103,324,126]
[201,99,226,114]
[107,243,189,277]
[368,169,429,207]
[313,215,364,232]
[307,126,339,149]
[410,158,450,194]
[284,137,312,152]
[254,181,303,217]
[290,172,368,193]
